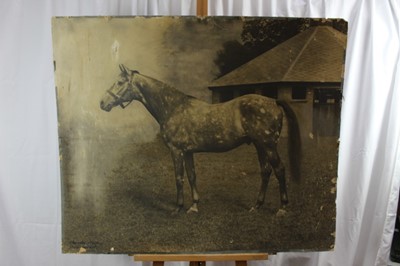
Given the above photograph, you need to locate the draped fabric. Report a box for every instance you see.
[0,0,399,265]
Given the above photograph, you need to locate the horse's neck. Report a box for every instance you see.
[133,75,190,124]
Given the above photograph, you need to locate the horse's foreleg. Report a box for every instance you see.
[253,145,272,211]
[184,153,199,213]
[171,150,185,213]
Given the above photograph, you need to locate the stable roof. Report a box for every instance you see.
[210,26,346,88]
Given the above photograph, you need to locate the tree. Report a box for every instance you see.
[214,18,347,78]
[214,40,251,78]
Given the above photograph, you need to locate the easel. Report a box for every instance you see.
[134,253,268,266]
[134,2,268,265]
[196,0,208,17]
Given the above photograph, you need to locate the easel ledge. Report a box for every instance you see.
[134,253,268,266]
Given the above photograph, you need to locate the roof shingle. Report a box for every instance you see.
[210,26,347,87]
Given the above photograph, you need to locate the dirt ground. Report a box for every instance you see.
[61,134,337,254]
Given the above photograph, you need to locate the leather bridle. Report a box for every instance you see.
[106,83,133,109]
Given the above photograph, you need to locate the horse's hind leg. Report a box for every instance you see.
[253,145,273,210]
[268,149,289,206]
[184,153,199,213]
[253,144,288,210]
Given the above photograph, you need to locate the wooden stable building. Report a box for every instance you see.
[209,26,347,139]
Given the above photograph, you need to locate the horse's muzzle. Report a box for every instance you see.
[100,100,112,112]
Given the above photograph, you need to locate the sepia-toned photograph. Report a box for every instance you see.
[52,16,347,254]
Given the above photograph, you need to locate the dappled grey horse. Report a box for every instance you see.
[100,64,301,213]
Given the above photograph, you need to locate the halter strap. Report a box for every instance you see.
[107,85,133,109]
[107,69,140,109]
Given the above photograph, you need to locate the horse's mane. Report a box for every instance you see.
[137,73,192,102]
[121,70,193,102]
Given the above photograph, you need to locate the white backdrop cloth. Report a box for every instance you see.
[0,0,399,266]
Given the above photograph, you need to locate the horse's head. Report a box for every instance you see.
[100,64,141,112]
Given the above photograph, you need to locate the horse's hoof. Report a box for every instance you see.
[171,206,184,216]
[276,208,287,217]
[249,207,257,212]
[250,201,263,212]
[186,206,198,214]
[249,204,261,212]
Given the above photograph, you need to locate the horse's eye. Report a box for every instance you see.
[117,81,124,86]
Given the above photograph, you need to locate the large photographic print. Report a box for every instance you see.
[52,17,347,254]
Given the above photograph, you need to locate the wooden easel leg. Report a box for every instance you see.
[196,0,208,16]
[235,261,247,266]
[190,261,206,266]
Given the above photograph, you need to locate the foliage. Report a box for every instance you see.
[214,18,347,78]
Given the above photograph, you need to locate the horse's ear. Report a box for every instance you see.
[119,64,129,75]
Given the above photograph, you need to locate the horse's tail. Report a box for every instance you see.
[276,100,302,182]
